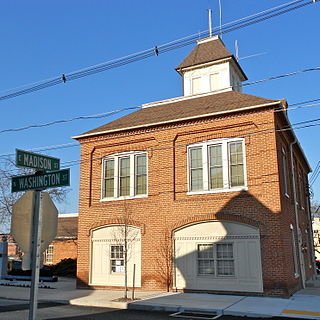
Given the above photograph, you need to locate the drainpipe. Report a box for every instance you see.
[290,137,305,288]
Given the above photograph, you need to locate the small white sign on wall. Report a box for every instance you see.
[115,266,124,273]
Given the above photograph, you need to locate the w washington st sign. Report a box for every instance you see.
[12,169,70,192]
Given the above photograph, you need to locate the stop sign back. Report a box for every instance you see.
[11,191,58,255]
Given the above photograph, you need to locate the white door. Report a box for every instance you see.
[174,220,263,293]
[90,225,141,287]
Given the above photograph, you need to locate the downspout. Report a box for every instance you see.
[290,137,305,288]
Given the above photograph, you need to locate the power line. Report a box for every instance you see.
[310,161,320,184]
[1,95,320,162]
[0,0,318,102]
[1,65,320,136]
[4,111,320,176]
[0,106,139,134]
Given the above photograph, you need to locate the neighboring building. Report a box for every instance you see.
[1,213,78,266]
[0,235,19,260]
[73,36,315,297]
[313,218,320,261]
[43,213,78,265]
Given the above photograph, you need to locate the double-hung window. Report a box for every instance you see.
[188,138,246,193]
[197,243,235,277]
[110,245,124,273]
[102,152,147,200]
[281,147,289,197]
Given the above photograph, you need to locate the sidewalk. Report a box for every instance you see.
[1,277,320,319]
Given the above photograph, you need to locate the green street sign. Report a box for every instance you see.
[12,169,70,192]
[16,149,60,171]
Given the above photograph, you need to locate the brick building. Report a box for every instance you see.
[74,36,315,297]
[43,213,78,265]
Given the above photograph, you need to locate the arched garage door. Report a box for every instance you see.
[174,220,263,293]
[90,225,141,287]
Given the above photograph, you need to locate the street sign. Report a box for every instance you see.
[12,169,70,192]
[16,149,60,171]
[12,149,67,320]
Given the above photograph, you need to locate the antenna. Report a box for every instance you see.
[218,0,222,37]
[208,9,213,37]
[235,39,266,61]
[235,40,239,61]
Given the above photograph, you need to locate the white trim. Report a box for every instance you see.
[187,186,248,196]
[281,147,289,197]
[58,213,78,218]
[187,137,247,193]
[101,151,148,201]
[197,36,219,44]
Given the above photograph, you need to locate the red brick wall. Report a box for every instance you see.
[76,105,313,297]
[45,240,77,265]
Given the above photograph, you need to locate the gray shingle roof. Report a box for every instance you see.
[176,37,233,71]
[56,216,78,239]
[74,91,279,139]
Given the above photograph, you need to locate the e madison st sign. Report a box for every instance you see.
[12,169,70,193]
[16,149,60,171]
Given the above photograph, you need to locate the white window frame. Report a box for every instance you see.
[45,244,54,264]
[191,77,201,94]
[281,147,289,198]
[101,151,148,201]
[110,244,124,273]
[210,72,220,91]
[196,242,235,278]
[187,138,247,195]
[298,171,305,210]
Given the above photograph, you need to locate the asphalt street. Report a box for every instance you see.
[0,298,309,320]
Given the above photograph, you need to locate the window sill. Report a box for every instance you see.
[197,274,236,278]
[100,195,148,202]
[187,186,248,196]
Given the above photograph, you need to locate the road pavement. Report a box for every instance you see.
[0,277,320,319]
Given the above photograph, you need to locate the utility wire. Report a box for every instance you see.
[3,111,320,175]
[1,66,320,136]
[0,0,318,102]
[1,98,320,162]
[0,106,139,134]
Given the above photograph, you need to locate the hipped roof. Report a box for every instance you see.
[176,37,247,80]
[74,91,279,139]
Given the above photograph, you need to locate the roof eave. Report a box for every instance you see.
[73,100,281,140]
[176,56,248,81]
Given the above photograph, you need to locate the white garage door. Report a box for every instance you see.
[174,220,263,293]
[90,225,141,287]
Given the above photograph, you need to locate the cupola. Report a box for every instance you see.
[176,36,248,96]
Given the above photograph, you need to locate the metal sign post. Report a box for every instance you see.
[29,190,42,320]
[11,149,70,320]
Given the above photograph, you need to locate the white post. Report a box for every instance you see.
[208,9,213,37]
[218,0,222,37]
[29,191,42,320]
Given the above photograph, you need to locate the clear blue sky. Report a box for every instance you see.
[0,0,319,213]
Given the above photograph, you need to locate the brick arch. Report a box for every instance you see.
[171,213,265,234]
[87,218,146,236]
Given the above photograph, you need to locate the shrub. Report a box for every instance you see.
[53,258,76,277]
